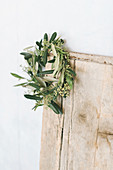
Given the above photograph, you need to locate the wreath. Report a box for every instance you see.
[11,32,76,114]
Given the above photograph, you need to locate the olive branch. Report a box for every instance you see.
[11,32,76,114]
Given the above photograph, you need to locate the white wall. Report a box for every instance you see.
[0,0,113,170]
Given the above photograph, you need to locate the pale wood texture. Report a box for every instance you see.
[40,52,113,170]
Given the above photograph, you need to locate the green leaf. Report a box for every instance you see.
[36,55,41,62]
[49,32,57,43]
[66,76,73,89]
[14,82,27,87]
[51,101,63,114]
[48,103,58,114]
[32,103,44,111]
[44,33,48,41]
[36,41,40,46]
[40,39,42,44]
[40,61,45,67]
[43,49,48,66]
[40,39,43,50]
[11,73,25,79]
[51,44,57,57]
[48,58,55,63]
[67,68,76,77]
[36,55,45,67]
[36,41,43,50]
[48,100,63,114]
[53,54,59,76]
[43,76,58,82]
[27,83,40,90]
[28,71,33,77]
[60,39,64,44]
[42,87,56,95]
[37,70,54,75]
[35,76,46,87]
[58,76,61,84]
[20,52,32,60]
[60,69,64,84]
[38,63,42,72]
[24,94,43,101]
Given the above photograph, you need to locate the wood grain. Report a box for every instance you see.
[40,52,113,170]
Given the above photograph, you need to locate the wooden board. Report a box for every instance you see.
[40,52,113,170]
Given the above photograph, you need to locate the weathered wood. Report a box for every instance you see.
[40,52,113,170]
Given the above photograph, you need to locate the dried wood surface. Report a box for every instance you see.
[40,52,113,170]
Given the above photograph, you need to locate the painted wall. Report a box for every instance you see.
[0,0,113,170]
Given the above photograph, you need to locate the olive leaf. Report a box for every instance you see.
[48,100,62,114]
[37,70,54,76]
[53,54,59,76]
[43,76,58,82]
[11,73,25,79]
[42,87,56,95]
[48,58,55,63]
[49,32,57,43]
[66,76,73,89]
[38,63,42,72]
[44,33,48,41]
[36,40,43,50]
[24,94,43,101]
[43,49,48,66]
[14,82,28,87]
[27,83,40,90]
[20,52,32,60]
[60,69,65,84]
[51,44,57,57]
[67,68,76,77]
[35,76,46,87]
[32,103,44,111]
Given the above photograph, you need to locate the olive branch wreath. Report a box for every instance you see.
[11,32,76,114]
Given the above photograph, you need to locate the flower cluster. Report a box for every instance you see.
[54,83,71,98]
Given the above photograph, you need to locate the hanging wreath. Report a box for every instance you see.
[11,32,76,114]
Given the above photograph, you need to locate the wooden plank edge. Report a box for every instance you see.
[69,51,113,66]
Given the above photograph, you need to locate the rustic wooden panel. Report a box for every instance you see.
[40,52,113,170]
